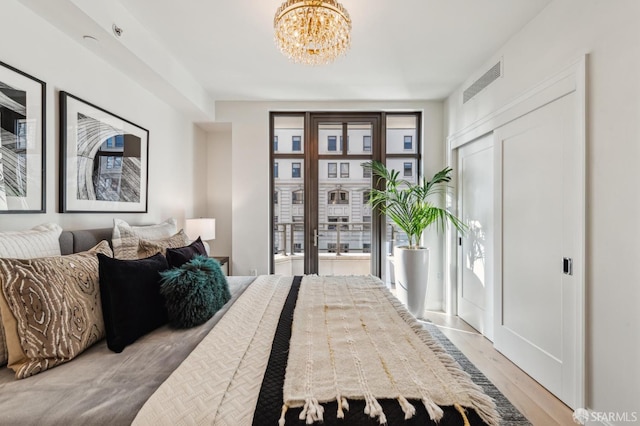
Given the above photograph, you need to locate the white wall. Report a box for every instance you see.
[0,0,205,232]
[214,100,447,310]
[205,124,233,259]
[445,0,639,420]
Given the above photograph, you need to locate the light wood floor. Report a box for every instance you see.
[421,311,574,426]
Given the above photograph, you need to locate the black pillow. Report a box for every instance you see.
[98,253,169,353]
[165,237,207,268]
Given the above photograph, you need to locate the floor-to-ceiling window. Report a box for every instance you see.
[270,111,421,280]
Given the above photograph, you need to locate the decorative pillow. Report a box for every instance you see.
[98,253,169,353]
[0,223,63,367]
[0,223,62,259]
[165,237,207,268]
[0,318,6,368]
[111,218,177,259]
[0,241,112,379]
[136,230,191,259]
[159,256,231,328]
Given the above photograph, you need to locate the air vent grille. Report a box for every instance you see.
[463,61,502,103]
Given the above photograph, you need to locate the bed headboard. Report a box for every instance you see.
[59,228,113,255]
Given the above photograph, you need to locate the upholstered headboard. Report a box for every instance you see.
[59,228,113,255]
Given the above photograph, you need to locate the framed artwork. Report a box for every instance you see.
[60,91,149,213]
[0,61,46,213]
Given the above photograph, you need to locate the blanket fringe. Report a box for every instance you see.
[278,403,289,426]
[381,287,501,426]
[364,395,387,425]
[299,398,324,424]
[422,397,444,421]
[337,396,349,418]
[454,403,471,426]
[397,395,416,420]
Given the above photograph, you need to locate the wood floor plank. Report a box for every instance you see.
[421,311,574,426]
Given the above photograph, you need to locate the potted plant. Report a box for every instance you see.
[363,161,466,317]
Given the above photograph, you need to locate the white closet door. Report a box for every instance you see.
[457,134,494,341]
[494,91,583,408]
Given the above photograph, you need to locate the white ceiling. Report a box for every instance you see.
[21,0,551,117]
[117,0,551,101]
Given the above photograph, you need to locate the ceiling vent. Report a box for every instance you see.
[463,60,502,104]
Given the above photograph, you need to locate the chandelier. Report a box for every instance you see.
[274,0,352,66]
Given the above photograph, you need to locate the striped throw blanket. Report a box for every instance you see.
[134,275,499,426]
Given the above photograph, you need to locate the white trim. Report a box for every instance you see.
[448,56,584,150]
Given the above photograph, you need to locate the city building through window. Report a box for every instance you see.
[292,135,301,151]
[403,162,413,177]
[328,136,337,151]
[363,135,371,152]
[404,135,413,150]
[328,190,349,205]
[292,162,301,178]
[340,162,349,178]
[328,162,337,178]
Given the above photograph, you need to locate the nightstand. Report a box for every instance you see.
[212,256,230,275]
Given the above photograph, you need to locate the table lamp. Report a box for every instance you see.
[185,218,216,254]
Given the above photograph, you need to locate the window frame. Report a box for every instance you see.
[292,190,304,204]
[403,162,413,177]
[328,189,349,205]
[328,162,337,178]
[292,162,302,178]
[363,135,372,152]
[327,135,337,152]
[340,162,349,178]
[292,135,302,152]
[403,135,413,151]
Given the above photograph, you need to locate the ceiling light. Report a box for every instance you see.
[274,0,352,66]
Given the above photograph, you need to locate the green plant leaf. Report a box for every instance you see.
[361,160,467,248]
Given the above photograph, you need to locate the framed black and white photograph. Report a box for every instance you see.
[0,61,46,213]
[60,91,149,213]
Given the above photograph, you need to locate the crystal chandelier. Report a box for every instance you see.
[274,0,352,66]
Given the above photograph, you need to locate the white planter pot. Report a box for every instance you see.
[394,246,429,317]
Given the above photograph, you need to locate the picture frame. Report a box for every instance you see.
[0,61,46,213]
[60,91,149,213]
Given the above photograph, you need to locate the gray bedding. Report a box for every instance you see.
[0,276,256,426]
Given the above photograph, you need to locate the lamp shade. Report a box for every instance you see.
[185,218,216,241]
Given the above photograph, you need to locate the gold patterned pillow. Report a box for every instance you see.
[0,223,64,366]
[0,319,6,367]
[137,230,190,258]
[0,241,112,379]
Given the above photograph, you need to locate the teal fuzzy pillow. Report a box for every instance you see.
[159,255,231,328]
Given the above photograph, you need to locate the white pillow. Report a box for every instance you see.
[112,218,177,241]
[0,223,63,259]
[111,218,178,259]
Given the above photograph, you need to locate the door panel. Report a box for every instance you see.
[311,116,379,275]
[457,134,494,340]
[494,92,581,408]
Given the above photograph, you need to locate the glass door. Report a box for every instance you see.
[271,114,306,275]
[271,111,420,279]
[310,115,381,275]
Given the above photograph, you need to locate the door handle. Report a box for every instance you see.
[314,229,318,247]
[563,257,573,275]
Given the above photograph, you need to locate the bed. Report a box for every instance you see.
[0,228,500,426]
